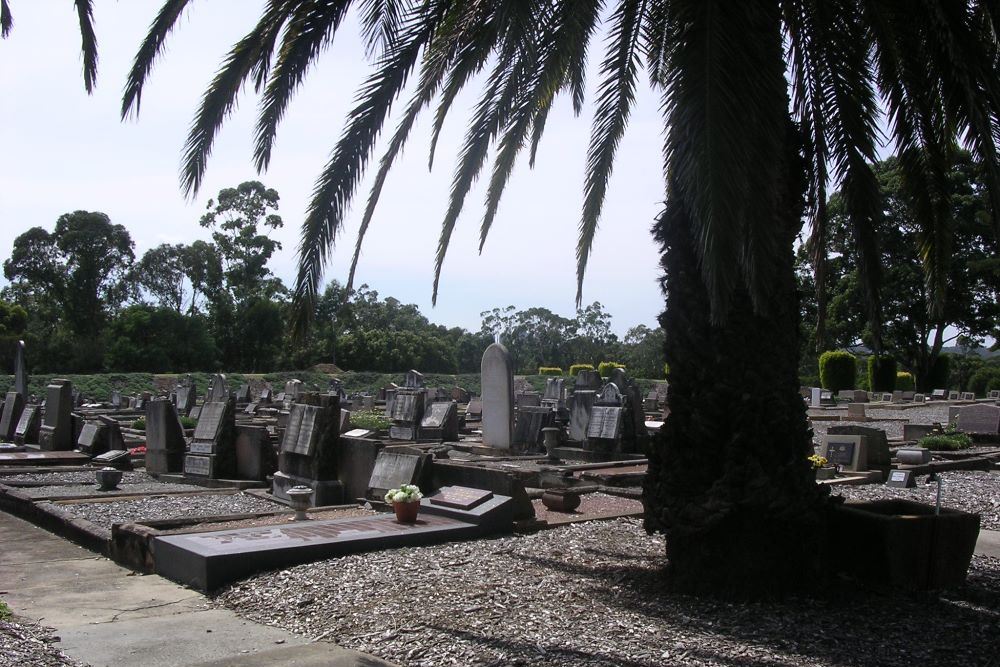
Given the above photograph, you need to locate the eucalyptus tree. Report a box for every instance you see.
[14,1,1000,595]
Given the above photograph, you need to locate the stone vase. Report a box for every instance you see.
[95,467,123,491]
[393,500,420,524]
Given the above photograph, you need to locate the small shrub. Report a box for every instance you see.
[131,418,146,431]
[895,371,915,392]
[819,351,856,392]
[0,600,11,620]
[919,433,973,451]
[538,367,563,376]
[663,363,670,379]
[597,361,626,377]
[867,355,897,392]
[569,363,595,377]
[179,416,198,429]
[349,409,390,431]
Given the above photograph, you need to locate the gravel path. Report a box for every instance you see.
[217,518,1000,667]
[0,617,85,667]
[57,493,284,528]
[0,471,152,485]
[833,470,1000,529]
[16,482,195,499]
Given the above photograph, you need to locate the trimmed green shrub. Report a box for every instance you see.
[919,433,973,451]
[926,354,951,390]
[538,367,563,376]
[969,366,1000,396]
[568,364,595,377]
[597,361,626,377]
[818,351,856,392]
[179,416,198,429]
[350,409,391,431]
[0,600,11,620]
[895,371,915,392]
[131,418,146,431]
[867,355,897,392]
[663,363,670,379]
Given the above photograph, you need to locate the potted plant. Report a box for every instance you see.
[809,454,835,480]
[385,484,423,523]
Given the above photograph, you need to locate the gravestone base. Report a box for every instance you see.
[184,454,217,478]
[272,470,344,506]
[389,424,417,440]
[146,450,185,475]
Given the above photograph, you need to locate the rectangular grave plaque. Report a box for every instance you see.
[193,402,227,442]
[886,469,916,488]
[820,435,866,471]
[77,423,101,448]
[421,402,453,429]
[390,393,417,422]
[587,406,623,440]
[343,428,375,439]
[14,405,38,439]
[184,454,213,477]
[189,441,215,455]
[281,404,320,456]
[389,424,415,441]
[429,485,493,510]
[368,451,423,496]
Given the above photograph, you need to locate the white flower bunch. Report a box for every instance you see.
[384,483,423,504]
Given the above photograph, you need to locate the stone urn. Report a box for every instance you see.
[541,427,562,459]
[287,485,313,521]
[393,500,420,524]
[829,499,980,591]
[541,489,583,513]
[95,466,123,491]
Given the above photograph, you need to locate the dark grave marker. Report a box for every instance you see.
[273,400,342,505]
[76,422,108,457]
[587,406,623,440]
[886,469,916,488]
[367,451,425,499]
[820,434,866,471]
[39,380,73,450]
[92,449,131,469]
[146,399,186,474]
[185,400,236,478]
[0,391,25,441]
[14,404,40,445]
[568,390,597,442]
[420,401,458,441]
[512,406,554,451]
[429,485,493,510]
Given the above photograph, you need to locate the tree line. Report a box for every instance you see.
[1,181,666,378]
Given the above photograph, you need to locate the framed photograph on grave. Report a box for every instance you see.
[819,434,867,472]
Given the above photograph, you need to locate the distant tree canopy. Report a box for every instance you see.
[1,189,662,377]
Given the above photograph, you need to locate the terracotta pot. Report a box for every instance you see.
[393,500,420,523]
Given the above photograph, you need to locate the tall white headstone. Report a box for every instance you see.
[14,340,28,400]
[481,343,514,449]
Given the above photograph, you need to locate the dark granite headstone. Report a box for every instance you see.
[38,380,73,450]
[92,448,132,469]
[586,405,623,451]
[273,399,342,505]
[185,400,236,478]
[234,425,274,481]
[827,425,891,473]
[420,401,459,441]
[886,469,916,488]
[367,450,426,499]
[234,384,252,403]
[76,422,108,457]
[145,399,187,474]
[0,391,25,441]
[13,404,40,445]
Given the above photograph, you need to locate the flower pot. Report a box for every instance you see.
[829,499,980,591]
[393,500,420,523]
[95,467,123,491]
[815,466,837,480]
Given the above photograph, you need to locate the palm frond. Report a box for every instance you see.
[577,0,645,307]
[74,0,98,93]
[1,0,12,39]
[360,0,407,57]
[291,1,447,337]
[121,0,195,119]
[254,1,352,172]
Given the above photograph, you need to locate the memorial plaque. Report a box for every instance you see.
[184,454,213,477]
[391,393,418,422]
[367,451,423,496]
[587,406,623,440]
[92,449,130,468]
[282,404,321,456]
[429,486,493,510]
[948,391,959,400]
[961,392,976,401]
[931,389,947,399]
[193,402,227,442]
[956,404,1000,435]
[421,402,454,428]
[820,435,865,471]
[988,390,1000,400]
[886,469,916,488]
[189,441,215,455]
[389,424,416,440]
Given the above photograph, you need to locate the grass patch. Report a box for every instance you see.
[0,600,12,620]
[348,409,391,431]
[918,433,973,451]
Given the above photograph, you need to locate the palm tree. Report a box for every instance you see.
[0,1,98,93]
[12,0,1000,595]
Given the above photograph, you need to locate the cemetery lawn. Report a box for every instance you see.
[216,518,1000,667]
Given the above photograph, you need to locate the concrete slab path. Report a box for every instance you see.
[0,511,396,667]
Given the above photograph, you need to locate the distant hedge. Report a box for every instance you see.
[597,361,626,377]
[819,351,856,392]
[895,371,915,392]
[867,355,897,392]
[538,367,563,376]
[569,364,595,377]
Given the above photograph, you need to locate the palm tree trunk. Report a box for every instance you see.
[645,130,830,597]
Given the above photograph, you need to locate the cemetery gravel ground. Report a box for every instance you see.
[54,492,284,529]
[0,616,84,667]
[216,518,1000,667]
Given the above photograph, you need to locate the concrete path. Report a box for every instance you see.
[975,528,1000,558]
[0,511,395,667]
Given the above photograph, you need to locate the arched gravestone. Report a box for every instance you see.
[481,343,514,449]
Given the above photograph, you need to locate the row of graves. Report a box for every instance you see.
[1,346,648,592]
[804,386,999,409]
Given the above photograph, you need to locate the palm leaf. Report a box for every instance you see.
[121,0,195,118]
[1,0,12,39]
[74,0,98,93]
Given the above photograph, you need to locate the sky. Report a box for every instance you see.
[0,2,667,336]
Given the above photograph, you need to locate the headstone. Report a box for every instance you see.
[234,384,252,404]
[76,422,108,457]
[846,403,867,421]
[429,486,494,510]
[574,370,602,391]
[891,390,904,403]
[38,379,73,450]
[931,389,947,400]
[597,383,622,405]
[608,367,630,393]
[886,469,916,488]
[948,391,959,400]
[987,390,1000,400]
[234,425,274,481]
[585,405,623,454]
[388,389,425,441]
[481,343,514,449]
[961,392,976,401]
[13,340,28,400]
[902,423,934,441]
[343,428,375,439]
[207,374,229,403]
[13,404,40,445]
[465,398,483,420]
[259,387,273,404]
[366,450,425,499]
[819,434,867,472]
[421,401,459,441]
[146,399,186,474]
[515,392,541,409]
[284,379,303,403]
[542,378,564,403]
[827,425,890,473]
[404,369,425,389]
[92,449,131,470]
[881,393,893,402]
[174,382,197,417]
[956,404,1000,435]
[451,386,471,403]
[0,391,25,441]
[512,406,554,452]
[568,390,597,441]
[902,391,915,401]
[244,401,259,415]
[272,399,343,506]
[913,393,925,403]
[810,387,822,408]
[339,409,352,433]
